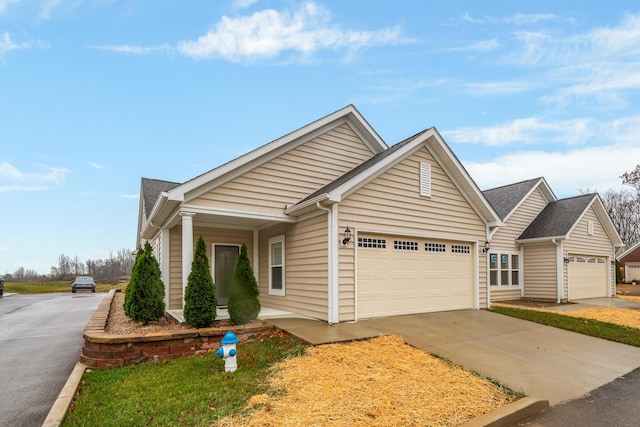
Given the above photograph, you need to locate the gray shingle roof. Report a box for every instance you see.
[482,178,542,220]
[294,129,431,206]
[141,178,181,219]
[518,193,596,240]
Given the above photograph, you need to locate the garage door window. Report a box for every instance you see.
[394,240,418,251]
[490,252,520,287]
[358,238,386,249]
[425,242,446,252]
[451,244,470,254]
[268,235,285,296]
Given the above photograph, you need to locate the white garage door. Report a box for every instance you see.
[567,255,608,300]
[357,235,475,319]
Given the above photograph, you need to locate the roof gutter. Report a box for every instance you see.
[141,192,169,238]
[516,235,565,245]
[284,193,330,215]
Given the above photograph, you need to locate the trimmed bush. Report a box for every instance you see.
[184,236,217,327]
[125,242,165,324]
[123,247,145,317]
[228,243,261,324]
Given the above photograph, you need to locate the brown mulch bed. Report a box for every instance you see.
[617,284,640,296]
[106,292,234,335]
[496,299,571,309]
[217,335,518,427]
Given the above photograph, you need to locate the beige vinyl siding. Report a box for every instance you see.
[166,225,254,310]
[564,206,615,297]
[523,244,558,300]
[491,288,522,302]
[259,214,329,320]
[169,226,182,310]
[190,124,374,215]
[338,146,488,318]
[491,188,548,250]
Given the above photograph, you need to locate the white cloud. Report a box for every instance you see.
[121,194,139,199]
[0,31,46,56]
[444,117,593,146]
[503,13,558,26]
[93,43,173,56]
[0,0,19,14]
[90,162,105,169]
[463,80,534,96]
[232,0,258,10]
[0,162,71,192]
[443,38,501,52]
[466,143,640,197]
[177,2,404,61]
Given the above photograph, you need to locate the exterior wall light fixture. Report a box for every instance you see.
[482,240,490,253]
[342,226,352,245]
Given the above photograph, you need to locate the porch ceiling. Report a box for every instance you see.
[168,209,297,230]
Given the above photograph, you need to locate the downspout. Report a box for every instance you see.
[316,202,337,324]
[485,228,491,309]
[552,239,562,303]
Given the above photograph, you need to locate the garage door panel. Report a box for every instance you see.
[567,255,607,300]
[357,235,474,319]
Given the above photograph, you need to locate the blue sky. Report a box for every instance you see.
[2,0,640,275]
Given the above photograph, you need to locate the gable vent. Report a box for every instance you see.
[587,220,594,235]
[420,162,432,197]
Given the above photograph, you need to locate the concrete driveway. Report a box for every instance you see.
[267,309,640,405]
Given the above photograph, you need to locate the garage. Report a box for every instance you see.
[567,254,608,300]
[356,234,475,319]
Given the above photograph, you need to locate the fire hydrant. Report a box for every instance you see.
[215,330,240,372]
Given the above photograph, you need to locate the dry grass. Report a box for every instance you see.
[617,295,640,303]
[494,300,640,329]
[217,336,517,427]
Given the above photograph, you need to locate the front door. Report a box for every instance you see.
[214,245,240,306]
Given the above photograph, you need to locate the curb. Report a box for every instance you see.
[461,396,549,427]
[42,362,87,427]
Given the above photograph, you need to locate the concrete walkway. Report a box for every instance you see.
[267,307,640,406]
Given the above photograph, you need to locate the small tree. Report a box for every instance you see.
[124,247,145,317]
[228,243,261,325]
[125,242,165,324]
[184,236,217,327]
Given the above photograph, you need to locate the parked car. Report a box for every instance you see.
[71,276,96,293]
[0,278,4,297]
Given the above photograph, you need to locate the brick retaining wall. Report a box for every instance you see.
[81,290,273,368]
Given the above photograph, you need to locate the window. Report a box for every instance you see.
[587,258,596,263]
[425,242,446,252]
[394,240,418,251]
[451,244,470,254]
[268,235,285,296]
[597,259,605,264]
[576,257,586,263]
[489,252,520,287]
[358,238,386,249]
[420,162,432,197]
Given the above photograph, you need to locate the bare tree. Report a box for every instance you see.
[621,165,640,193]
[601,188,640,246]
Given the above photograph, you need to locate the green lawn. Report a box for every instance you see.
[62,332,305,427]
[3,281,126,294]
[490,306,640,347]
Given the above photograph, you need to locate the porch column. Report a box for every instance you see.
[181,212,196,307]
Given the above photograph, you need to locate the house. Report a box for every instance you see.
[137,105,622,323]
[618,241,640,283]
[483,178,623,303]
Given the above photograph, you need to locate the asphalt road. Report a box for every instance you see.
[517,367,640,427]
[0,292,107,427]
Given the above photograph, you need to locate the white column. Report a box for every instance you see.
[181,212,196,307]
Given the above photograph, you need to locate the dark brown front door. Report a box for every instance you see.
[214,245,239,306]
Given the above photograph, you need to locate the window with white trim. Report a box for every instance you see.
[489,252,520,287]
[268,235,285,296]
[420,162,432,197]
[597,259,605,264]
[358,238,386,249]
[425,242,446,252]
[394,240,418,251]
[451,244,470,254]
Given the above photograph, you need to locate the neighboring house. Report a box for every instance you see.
[137,105,622,323]
[618,241,640,283]
[483,178,623,303]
